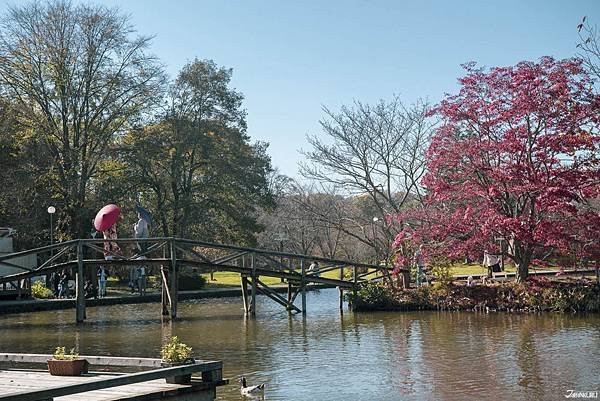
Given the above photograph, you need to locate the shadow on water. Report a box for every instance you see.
[1,289,599,401]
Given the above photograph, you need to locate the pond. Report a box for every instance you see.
[0,288,598,400]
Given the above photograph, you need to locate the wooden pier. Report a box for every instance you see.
[0,353,226,401]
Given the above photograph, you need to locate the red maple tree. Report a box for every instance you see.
[394,57,600,281]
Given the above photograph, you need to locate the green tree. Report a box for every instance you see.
[123,59,273,244]
[0,1,163,238]
[0,98,54,248]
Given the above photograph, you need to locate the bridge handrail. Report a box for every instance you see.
[172,237,392,271]
[0,237,394,271]
[0,237,402,280]
[0,240,79,263]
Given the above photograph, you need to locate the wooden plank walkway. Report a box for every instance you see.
[0,354,226,401]
[0,369,224,401]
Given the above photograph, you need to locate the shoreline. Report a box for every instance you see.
[349,279,600,314]
[0,284,336,315]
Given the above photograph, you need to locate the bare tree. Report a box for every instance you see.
[0,1,163,238]
[299,96,434,263]
[577,16,600,81]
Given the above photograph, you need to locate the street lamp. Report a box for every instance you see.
[47,206,56,245]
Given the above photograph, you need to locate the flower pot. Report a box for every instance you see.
[161,358,195,384]
[47,359,89,376]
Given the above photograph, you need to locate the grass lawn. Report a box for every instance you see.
[104,263,573,292]
[448,263,565,276]
[201,268,358,287]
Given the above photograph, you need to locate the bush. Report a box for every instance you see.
[352,278,600,313]
[31,281,54,299]
[350,282,393,309]
[177,272,206,291]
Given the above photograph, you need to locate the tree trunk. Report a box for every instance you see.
[510,238,530,283]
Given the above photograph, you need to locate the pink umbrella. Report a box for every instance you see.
[94,204,120,231]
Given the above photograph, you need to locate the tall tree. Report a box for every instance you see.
[0,98,54,248]
[300,97,433,263]
[395,58,600,281]
[0,0,163,238]
[123,59,273,243]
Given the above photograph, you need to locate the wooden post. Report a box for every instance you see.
[301,259,306,314]
[339,266,344,310]
[287,258,292,311]
[75,241,86,323]
[250,253,256,316]
[169,239,178,319]
[239,256,249,315]
[161,245,168,316]
[240,276,249,314]
[352,265,358,309]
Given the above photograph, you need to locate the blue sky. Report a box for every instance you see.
[2,0,599,177]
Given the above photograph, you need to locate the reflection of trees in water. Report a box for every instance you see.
[1,292,600,400]
[515,323,544,400]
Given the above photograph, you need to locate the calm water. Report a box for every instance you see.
[0,289,599,401]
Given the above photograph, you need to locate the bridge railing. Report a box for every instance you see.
[0,237,403,320]
[0,237,401,286]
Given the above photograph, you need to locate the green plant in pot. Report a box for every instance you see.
[160,336,195,384]
[47,347,89,376]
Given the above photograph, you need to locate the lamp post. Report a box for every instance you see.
[47,206,56,245]
[372,217,380,264]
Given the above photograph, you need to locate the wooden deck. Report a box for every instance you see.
[0,369,225,401]
[0,354,227,401]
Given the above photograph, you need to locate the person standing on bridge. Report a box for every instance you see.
[308,261,320,277]
[102,224,121,260]
[133,209,150,259]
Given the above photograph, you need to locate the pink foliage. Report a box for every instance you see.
[394,58,600,273]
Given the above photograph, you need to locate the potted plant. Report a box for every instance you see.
[160,336,195,384]
[47,347,89,376]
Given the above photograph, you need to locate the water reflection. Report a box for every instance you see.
[0,290,599,401]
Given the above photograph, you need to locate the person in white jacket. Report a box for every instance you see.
[483,250,501,278]
[134,212,149,259]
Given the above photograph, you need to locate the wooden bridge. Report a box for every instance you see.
[0,238,400,323]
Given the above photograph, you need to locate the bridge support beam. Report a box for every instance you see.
[240,275,250,315]
[161,266,169,316]
[75,241,86,324]
[287,259,292,311]
[250,253,256,316]
[301,260,306,314]
[169,240,178,319]
[255,277,301,314]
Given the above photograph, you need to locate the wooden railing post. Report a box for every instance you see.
[169,239,178,319]
[250,253,256,316]
[161,243,169,316]
[339,265,344,310]
[301,259,306,314]
[287,258,293,311]
[352,265,358,308]
[76,241,86,323]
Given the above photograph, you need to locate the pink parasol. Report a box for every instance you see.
[94,204,120,231]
